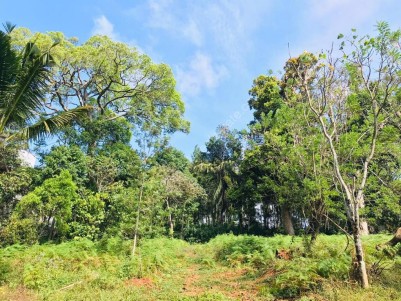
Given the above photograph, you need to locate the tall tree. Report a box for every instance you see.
[245,74,339,237]
[193,127,242,225]
[284,23,401,287]
[9,28,189,152]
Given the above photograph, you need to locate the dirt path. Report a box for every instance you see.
[179,247,263,300]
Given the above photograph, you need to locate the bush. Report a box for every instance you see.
[0,258,11,284]
[131,237,188,277]
[207,234,295,268]
[317,257,349,279]
[0,217,38,246]
[268,258,322,298]
[97,235,131,256]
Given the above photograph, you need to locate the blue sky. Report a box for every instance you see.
[2,0,401,158]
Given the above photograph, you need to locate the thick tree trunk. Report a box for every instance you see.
[281,205,295,235]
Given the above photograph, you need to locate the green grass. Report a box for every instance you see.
[0,234,400,300]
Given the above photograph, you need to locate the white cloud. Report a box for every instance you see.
[92,15,119,40]
[144,0,273,77]
[147,0,175,30]
[182,19,203,47]
[176,52,227,96]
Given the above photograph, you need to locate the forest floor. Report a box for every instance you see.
[1,234,401,300]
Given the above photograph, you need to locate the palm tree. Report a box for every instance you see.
[0,22,89,143]
[194,160,236,223]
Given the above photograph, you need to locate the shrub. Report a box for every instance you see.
[0,258,11,284]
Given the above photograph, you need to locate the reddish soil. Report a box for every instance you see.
[0,287,37,301]
[125,277,154,288]
[182,266,203,296]
[182,265,261,301]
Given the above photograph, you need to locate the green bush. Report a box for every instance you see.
[316,257,349,279]
[97,235,131,256]
[131,237,188,277]
[207,234,294,268]
[0,217,38,245]
[0,258,11,284]
[269,258,321,298]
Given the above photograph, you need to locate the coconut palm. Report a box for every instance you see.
[0,22,89,142]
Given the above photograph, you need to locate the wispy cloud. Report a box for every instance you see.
[298,0,381,52]
[92,15,119,40]
[309,0,378,21]
[144,0,272,94]
[182,19,203,47]
[176,52,227,97]
[147,1,272,57]
[147,0,203,47]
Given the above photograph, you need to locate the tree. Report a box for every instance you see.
[193,127,242,225]
[9,28,189,152]
[41,145,88,185]
[152,146,190,173]
[245,74,340,237]
[158,166,205,237]
[0,24,89,142]
[284,23,401,287]
[9,170,78,241]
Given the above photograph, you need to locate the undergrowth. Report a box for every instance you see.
[0,234,400,300]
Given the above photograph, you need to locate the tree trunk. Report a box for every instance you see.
[386,227,401,246]
[132,173,145,257]
[310,217,320,243]
[281,204,295,235]
[166,198,174,237]
[358,195,369,235]
[360,220,369,235]
[376,227,401,250]
[352,225,369,288]
[238,206,243,231]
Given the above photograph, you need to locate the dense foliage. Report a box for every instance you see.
[1,21,401,293]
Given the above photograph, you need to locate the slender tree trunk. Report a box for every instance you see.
[48,217,56,240]
[310,217,320,243]
[238,206,243,231]
[358,195,369,235]
[132,173,145,257]
[166,198,174,237]
[281,204,295,235]
[352,223,369,288]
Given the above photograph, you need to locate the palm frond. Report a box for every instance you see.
[2,49,53,128]
[0,29,19,110]
[7,106,92,141]
[193,162,215,173]
[213,180,223,203]
[2,22,15,34]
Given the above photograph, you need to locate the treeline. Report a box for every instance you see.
[1,21,401,262]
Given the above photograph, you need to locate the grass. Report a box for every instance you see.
[0,234,400,300]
